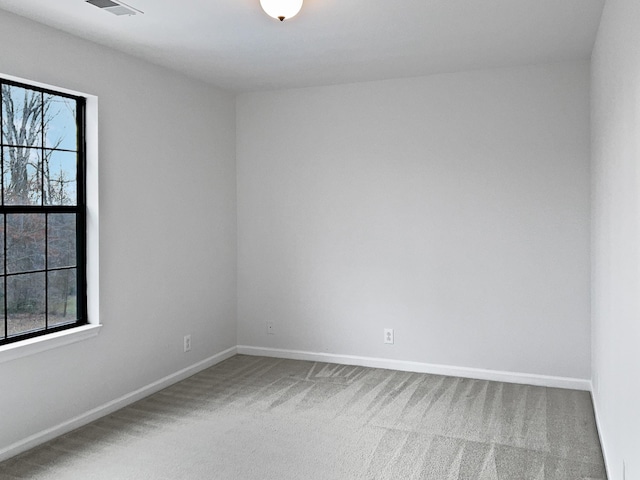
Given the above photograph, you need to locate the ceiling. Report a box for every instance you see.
[0,0,605,92]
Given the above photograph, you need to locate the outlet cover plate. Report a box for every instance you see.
[384,328,394,344]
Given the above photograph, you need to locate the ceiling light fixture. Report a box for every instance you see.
[260,0,303,22]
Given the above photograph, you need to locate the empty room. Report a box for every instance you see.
[0,0,637,478]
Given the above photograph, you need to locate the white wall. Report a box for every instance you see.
[237,62,591,380]
[0,11,237,453]
[591,0,640,478]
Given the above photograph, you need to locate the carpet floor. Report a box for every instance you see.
[0,355,606,479]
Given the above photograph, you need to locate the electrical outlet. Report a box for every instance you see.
[184,335,191,352]
[266,322,275,335]
[384,328,394,344]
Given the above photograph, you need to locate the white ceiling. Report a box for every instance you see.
[0,0,605,92]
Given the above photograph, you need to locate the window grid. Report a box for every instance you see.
[0,78,86,345]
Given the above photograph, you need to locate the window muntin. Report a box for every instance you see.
[0,78,86,345]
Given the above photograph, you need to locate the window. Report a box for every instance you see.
[0,78,86,346]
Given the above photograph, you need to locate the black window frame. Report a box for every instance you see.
[0,77,87,346]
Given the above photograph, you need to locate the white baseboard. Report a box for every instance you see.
[590,386,611,480]
[237,345,591,391]
[0,346,237,463]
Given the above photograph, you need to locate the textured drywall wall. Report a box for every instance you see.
[591,0,640,477]
[237,62,591,380]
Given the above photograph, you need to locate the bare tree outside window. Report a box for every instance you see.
[0,79,85,343]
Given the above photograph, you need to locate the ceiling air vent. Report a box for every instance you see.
[86,0,143,16]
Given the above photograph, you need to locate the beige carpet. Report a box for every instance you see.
[0,355,606,479]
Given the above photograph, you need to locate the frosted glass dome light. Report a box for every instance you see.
[260,0,303,21]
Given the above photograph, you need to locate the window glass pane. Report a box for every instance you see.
[0,218,4,272]
[1,85,43,148]
[7,272,45,336]
[48,268,77,326]
[48,214,76,269]
[2,148,42,205]
[6,213,46,273]
[0,277,4,339]
[44,150,77,206]
[44,94,77,151]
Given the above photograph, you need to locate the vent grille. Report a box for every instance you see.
[86,0,142,16]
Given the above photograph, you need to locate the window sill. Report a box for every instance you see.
[0,324,102,365]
